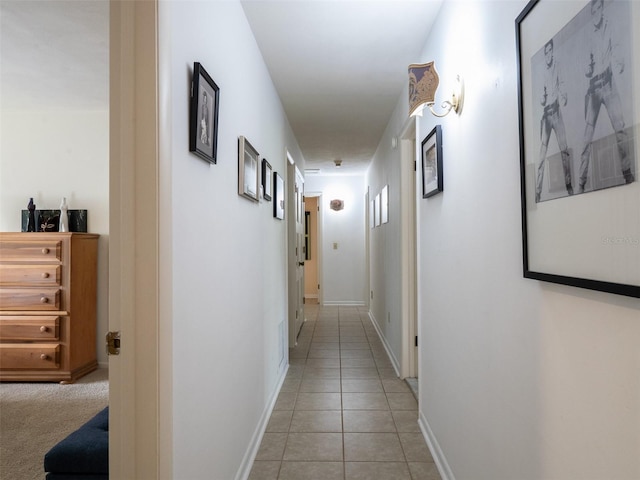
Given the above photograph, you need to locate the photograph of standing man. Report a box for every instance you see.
[578,0,635,193]
[536,38,572,203]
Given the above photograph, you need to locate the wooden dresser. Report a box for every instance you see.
[0,232,99,383]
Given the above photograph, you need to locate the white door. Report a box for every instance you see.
[288,162,305,346]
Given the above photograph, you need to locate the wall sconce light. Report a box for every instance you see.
[330,199,344,211]
[408,61,464,118]
[334,159,342,168]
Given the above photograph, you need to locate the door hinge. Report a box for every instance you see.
[414,160,417,171]
[415,336,418,347]
[106,331,121,355]
[318,284,320,290]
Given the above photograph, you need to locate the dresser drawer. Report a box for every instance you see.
[0,240,62,263]
[0,265,61,286]
[0,288,61,311]
[0,343,60,369]
[0,316,60,340]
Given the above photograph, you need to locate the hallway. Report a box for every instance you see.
[249,305,441,480]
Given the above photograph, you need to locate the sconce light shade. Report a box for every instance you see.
[330,199,344,211]
[408,61,439,116]
[408,61,463,118]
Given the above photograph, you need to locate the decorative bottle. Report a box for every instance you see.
[27,198,36,232]
[59,197,69,232]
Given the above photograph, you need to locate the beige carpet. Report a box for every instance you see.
[0,368,108,480]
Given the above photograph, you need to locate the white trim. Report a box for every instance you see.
[109,2,160,477]
[236,364,289,480]
[399,117,418,379]
[323,301,366,306]
[368,312,400,377]
[418,410,456,480]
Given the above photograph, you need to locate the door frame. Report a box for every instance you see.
[303,192,323,306]
[109,1,166,477]
[399,116,418,379]
[287,155,305,347]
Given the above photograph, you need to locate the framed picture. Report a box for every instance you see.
[421,125,443,198]
[369,199,375,229]
[238,136,259,202]
[273,172,285,219]
[262,159,273,201]
[516,0,639,298]
[374,193,380,227]
[381,185,389,224]
[189,62,220,164]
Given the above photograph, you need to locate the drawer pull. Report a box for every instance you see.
[40,354,49,361]
[41,272,50,279]
[40,296,49,304]
[42,248,50,255]
[40,326,49,333]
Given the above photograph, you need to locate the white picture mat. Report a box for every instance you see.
[519,0,640,287]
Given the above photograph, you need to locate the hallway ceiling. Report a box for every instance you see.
[1,0,442,176]
[241,0,442,175]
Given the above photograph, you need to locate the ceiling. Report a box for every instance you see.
[241,0,442,175]
[0,0,442,175]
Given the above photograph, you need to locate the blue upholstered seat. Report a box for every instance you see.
[44,407,108,480]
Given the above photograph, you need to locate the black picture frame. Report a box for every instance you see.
[273,172,285,220]
[189,62,220,164]
[421,125,443,198]
[262,159,273,201]
[516,0,639,298]
[238,136,260,202]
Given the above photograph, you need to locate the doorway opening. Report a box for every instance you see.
[303,194,322,306]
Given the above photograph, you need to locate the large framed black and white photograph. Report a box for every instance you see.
[238,136,259,202]
[421,125,443,198]
[189,62,219,164]
[516,0,639,297]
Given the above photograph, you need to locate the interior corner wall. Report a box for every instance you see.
[408,2,640,480]
[159,1,305,478]
[305,175,367,305]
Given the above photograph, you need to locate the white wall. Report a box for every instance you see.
[159,1,304,478]
[305,174,367,305]
[366,98,412,372]
[0,105,109,367]
[408,2,640,479]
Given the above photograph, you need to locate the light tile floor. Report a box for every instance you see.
[249,305,441,480]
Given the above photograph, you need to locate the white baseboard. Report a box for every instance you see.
[368,311,400,376]
[323,301,366,306]
[236,364,289,480]
[418,410,455,480]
